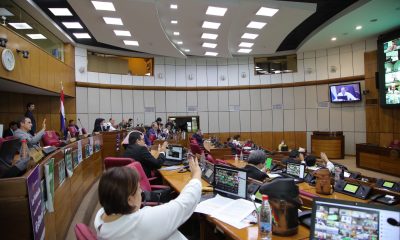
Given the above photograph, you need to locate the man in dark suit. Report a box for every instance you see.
[123,131,168,177]
[3,121,18,137]
[24,103,36,136]
[243,150,268,181]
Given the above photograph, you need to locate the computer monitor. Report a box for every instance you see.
[310,198,400,240]
[286,163,305,178]
[201,161,214,185]
[166,145,183,161]
[214,165,247,199]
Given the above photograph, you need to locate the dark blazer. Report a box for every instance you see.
[25,110,36,136]
[122,144,165,177]
[243,165,268,181]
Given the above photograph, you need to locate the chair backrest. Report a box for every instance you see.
[190,143,203,155]
[126,162,152,191]
[104,157,134,170]
[74,223,97,240]
[42,131,61,147]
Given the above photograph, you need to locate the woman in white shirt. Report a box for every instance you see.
[94,156,202,240]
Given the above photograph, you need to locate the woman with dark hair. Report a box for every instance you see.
[94,156,202,240]
[93,118,105,133]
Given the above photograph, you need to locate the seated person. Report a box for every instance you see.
[319,152,335,173]
[13,117,46,148]
[226,137,237,155]
[147,122,159,142]
[337,87,357,101]
[243,150,268,181]
[281,150,301,165]
[68,120,79,132]
[232,134,241,146]
[3,121,18,138]
[191,129,204,146]
[104,118,117,131]
[93,118,105,132]
[94,156,201,240]
[278,140,288,151]
[122,131,167,177]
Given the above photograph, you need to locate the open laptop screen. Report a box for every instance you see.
[166,146,183,161]
[214,165,247,199]
[311,198,400,240]
[286,163,305,178]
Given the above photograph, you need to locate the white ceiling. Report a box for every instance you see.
[66,0,316,58]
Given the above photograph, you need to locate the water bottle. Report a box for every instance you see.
[240,151,244,161]
[20,139,29,159]
[234,154,238,163]
[259,195,272,240]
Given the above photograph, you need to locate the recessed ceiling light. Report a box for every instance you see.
[238,48,252,53]
[62,22,83,29]
[239,42,254,48]
[173,32,180,36]
[202,21,221,29]
[73,33,91,39]
[171,20,178,24]
[92,1,115,11]
[103,17,123,25]
[170,4,178,9]
[256,7,279,17]
[0,8,14,17]
[247,21,267,29]
[8,22,32,29]
[124,40,139,46]
[184,49,190,52]
[201,33,218,40]
[202,42,217,48]
[114,30,131,36]
[48,8,73,16]
[241,33,259,39]
[27,34,47,40]
[355,25,362,30]
[206,6,227,16]
[331,37,337,41]
[205,51,218,56]
[176,41,183,45]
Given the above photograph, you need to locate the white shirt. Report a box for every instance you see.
[337,91,357,101]
[94,179,202,240]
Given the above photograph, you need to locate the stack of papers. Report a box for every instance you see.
[195,195,259,229]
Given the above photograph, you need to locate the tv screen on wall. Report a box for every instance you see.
[329,83,362,103]
[378,29,400,107]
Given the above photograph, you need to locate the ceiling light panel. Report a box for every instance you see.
[256,7,279,17]
[247,21,267,29]
[184,49,190,52]
[124,40,139,46]
[171,20,178,24]
[331,37,337,41]
[92,1,115,11]
[8,22,32,29]
[206,6,227,16]
[0,8,14,16]
[49,8,73,16]
[239,42,254,48]
[27,34,47,39]
[205,52,218,56]
[355,25,362,30]
[176,41,183,45]
[241,33,259,39]
[173,32,180,36]
[202,21,221,29]
[114,30,131,36]
[238,48,252,53]
[62,22,83,29]
[202,42,217,48]
[73,33,91,39]
[170,4,178,9]
[103,17,123,25]
[201,33,218,40]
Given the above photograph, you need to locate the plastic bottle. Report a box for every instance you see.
[240,151,244,161]
[20,139,29,159]
[234,154,238,163]
[259,195,272,240]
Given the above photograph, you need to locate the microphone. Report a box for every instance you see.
[78,118,84,128]
[387,218,400,227]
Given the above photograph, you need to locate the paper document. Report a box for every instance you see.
[267,173,282,179]
[211,198,256,229]
[160,166,182,171]
[307,166,320,171]
[195,195,234,215]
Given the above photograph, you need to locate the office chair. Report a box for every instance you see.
[74,223,97,240]
[42,131,63,147]
[104,157,134,170]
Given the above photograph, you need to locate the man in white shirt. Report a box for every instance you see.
[337,87,357,101]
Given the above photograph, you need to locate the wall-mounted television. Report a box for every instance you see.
[378,28,400,107]
[329,82,362,103]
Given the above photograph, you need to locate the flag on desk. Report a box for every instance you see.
[60,83,67,137]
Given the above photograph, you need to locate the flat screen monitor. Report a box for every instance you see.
[378,29,400,107]
[165,145,183,161]
[286,163,305,178]
[310,198,400,240]
[214,165,247,199]
[329,83,362,103]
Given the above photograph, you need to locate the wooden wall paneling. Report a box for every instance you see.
[364,51,377,79]
[45,213,56,240]
[295,131,307,149]
[240,132,252,141]
[39,51,48,89]
[283,131,296,150]
[379,107,393,133]
[364,77,378,100]
[393,108,400,133]
[365,105,380,132]
[47,57,55,91]
[250,132,263,147]
[51,114,61,133]
[30,47,40,87]
[261,132,273,150]
[70,165,84,212]
[64,43,75,68]
[379,133,394,147]
[218,132,231,143]
[54,179,72,240]
[272,132,284,151]
[366,132,380,145]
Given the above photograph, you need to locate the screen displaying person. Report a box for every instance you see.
[337,87,357,101]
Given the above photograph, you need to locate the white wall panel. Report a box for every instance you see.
[228,58,238,65]
[75,56,87,82]
[229,112,241,132]
[197,91,208,111]
[196,58,206,66]
[271,88,283,105]
[251,111,262,132]
[99,89,111,114]
[238,57,249,65]
[154,65,166,86]
[238,65,250,85]
[317,84,329,102]
[344,131,355,155]
[87,72,99,83]
[260,89,272,110]
[207,58,217,66]
[207,91,219,111]
[283,110,295,131]
[166,91,177,113]
[154,57,164,65]
[261,110,273,131]
[176,91,187,112]
[187,91,198,108]
[143,91,155,107]
[196,65,207,87]
[283,88,294,109]
[270,74,282,84]
[76,87,88,114]
[122,90,133,113]
[304,58,317,81]
[217,65,228,86]
[354,107,366,132]
[176,65,186,87]
[340,45,353,77]
[175,58,185,66]
[186,65,197,87]
[217,58,228,66]
[144,112,156,125]
[87,88,100,113]
[303,51,316,59]
[249,65,260,85]
[239,90,251,110]
[155,91,166,112]
[305,85,317,108]
[207,65,218,86]
[133,90,144,113]
[306,108,318,131]
[316,56,328,80]
[329,107,342,131]
[218,91,229,111]
[143,76,155,86]
[121,75,132,85]
[165,65,176,86]
[240,111,251,132]
[208,112,219,133]
[134,113,145,126]
[342,107,355,132]
[131,76,143,86]
[219,112,230,132]
[88,114,99,132]
[327,48,341,79]
[111,90,122,114]
[294,87,306,108]
[355,132,366,145]
[77,113,89,132]
[98,73,110,84]
[293,59,304,82]
[316,49,326,57]
[228,65,239,86]
[272,109,283,131]
[198,112,209,132]
[259,74,271,85]
[317,108,330,131]
[165,57,175,65]
[110,74,122,85]
[75,47,87,57]
[250,89,261,111]
[282,73,293,83]
[294,109,306,131]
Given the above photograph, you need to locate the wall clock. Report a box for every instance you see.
[1,48,15,71]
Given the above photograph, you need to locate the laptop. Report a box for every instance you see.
[163,145,184,166]
[280,163,306,183]
[310,198,400,240]
[201,161,214,185]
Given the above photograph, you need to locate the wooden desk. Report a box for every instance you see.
[311,131,344,159]
[101,130,127,158]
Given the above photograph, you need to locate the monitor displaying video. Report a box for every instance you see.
[286,163,305,178]
[166,146,183,160]
[214,165,247,199]
[382,38,400,105]
[329,83,362,103]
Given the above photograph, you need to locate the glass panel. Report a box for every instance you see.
[254,54,297,75]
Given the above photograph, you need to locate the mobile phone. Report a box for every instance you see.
[265,158,272,170]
